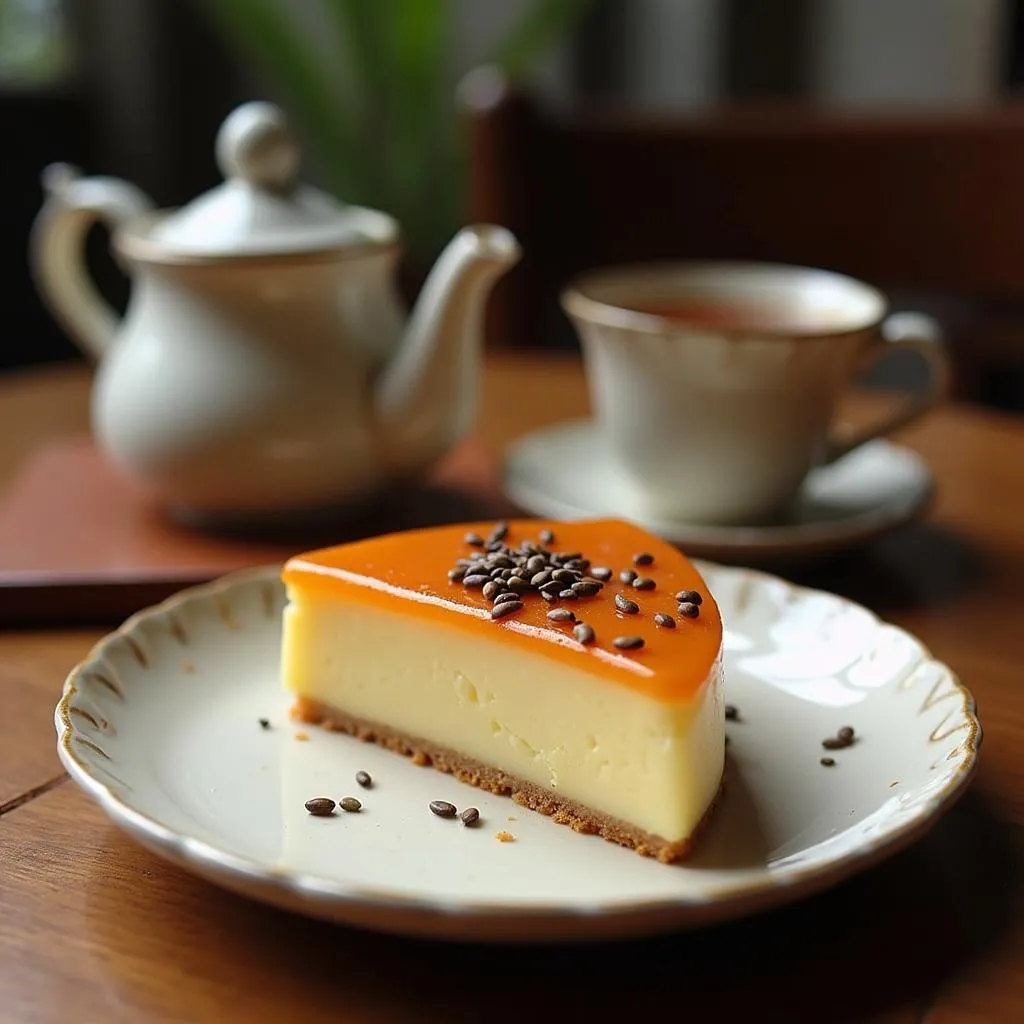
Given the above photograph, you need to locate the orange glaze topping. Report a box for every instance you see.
[281,519,721,703]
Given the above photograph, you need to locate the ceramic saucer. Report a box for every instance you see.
[56,563,977,943]
[503,420,935,562]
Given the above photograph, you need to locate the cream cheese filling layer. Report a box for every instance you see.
[282,589,725,842]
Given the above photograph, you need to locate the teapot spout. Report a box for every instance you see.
[374,225,520,470]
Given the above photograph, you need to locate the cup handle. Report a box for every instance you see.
[824,311,950,465]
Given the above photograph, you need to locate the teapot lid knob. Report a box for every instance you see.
[143,99,398,257]
[215,101,300,194]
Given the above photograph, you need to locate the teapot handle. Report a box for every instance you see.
[30,163,154,360]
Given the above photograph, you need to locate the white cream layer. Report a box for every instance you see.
[282,589,725,843]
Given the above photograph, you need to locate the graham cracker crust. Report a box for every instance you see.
[291,695,722,864]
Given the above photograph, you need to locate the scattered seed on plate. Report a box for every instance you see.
[725,704,739,721]
[823,726,857,750]
[591,566,612,581]
[463,573,490,588]
[632,576,656,591]
[615,594,639,615]
[547,608,575,623]
[258,717,270,729]
[677,602,700,619]
[820,757,836,767]
[430,799,458,819]
[633,552,654,566]
[495,831,516,843]
[539,528,555,544]
[675,590,703,606]
[355,770,372,788]
[613,635,645,650]
[339,796,362,813]
[460,807,480,826]
[654,613,675,629]
[304,797,335,817]
[619,569,638,584]
[464,531,485,547]
[294,731,309,742]
[574,622,596,645]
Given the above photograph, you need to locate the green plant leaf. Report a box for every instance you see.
[199,0,594,260]
[324,0,455,252]
[491,0,595,77]
[386,0,453,245]
[319,0,391,135]
[317,0,394,209]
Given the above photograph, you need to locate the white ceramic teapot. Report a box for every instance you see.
[31,101,519,525]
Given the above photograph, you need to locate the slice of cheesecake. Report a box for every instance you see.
[281,519,725,862]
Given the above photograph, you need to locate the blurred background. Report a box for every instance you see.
[3,0,1023,409]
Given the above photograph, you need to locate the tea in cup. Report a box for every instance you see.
[562,261,949,526]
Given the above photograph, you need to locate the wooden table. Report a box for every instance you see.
[2,354,1022,1023]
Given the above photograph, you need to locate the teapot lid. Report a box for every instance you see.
[146,102,397,257]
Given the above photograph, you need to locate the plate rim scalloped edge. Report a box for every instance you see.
[54,561,982,934]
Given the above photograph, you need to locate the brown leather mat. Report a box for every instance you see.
[0,438,511,626]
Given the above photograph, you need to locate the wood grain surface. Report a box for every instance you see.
[1,354,1022,1022]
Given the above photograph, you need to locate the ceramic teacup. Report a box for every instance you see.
[562,261,949,526]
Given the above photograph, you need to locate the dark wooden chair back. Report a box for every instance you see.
[462,71,1024,405]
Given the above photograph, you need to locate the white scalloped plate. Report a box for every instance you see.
[55,563,979,943]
